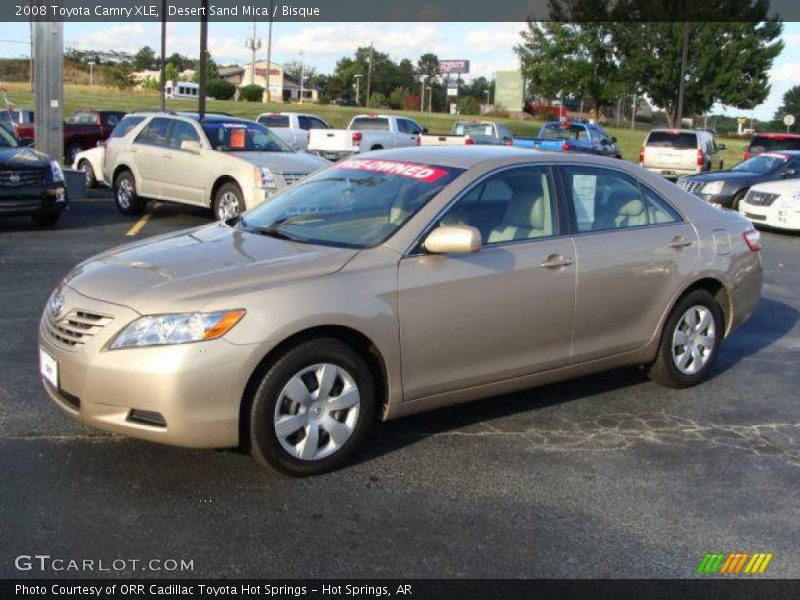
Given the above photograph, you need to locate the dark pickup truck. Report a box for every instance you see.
[16,109,125,163]
[0,124,67,227]
[513,120,622,158]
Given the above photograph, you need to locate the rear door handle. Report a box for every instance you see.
[540,254,573,269]
[668,236,693,249]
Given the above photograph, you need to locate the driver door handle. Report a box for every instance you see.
[668,236,693,249]
[540,254,574,269]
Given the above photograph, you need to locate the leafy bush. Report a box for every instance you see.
[141,76,160,91]
[368,92,386,109]
[389,86,410,110]
[102,65,135,90]
[206,79,236,100]
[239,84,264,102]
[458,96,481,115]
[402,94,420,111]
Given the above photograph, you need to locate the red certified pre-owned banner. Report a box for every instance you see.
[334,159,451,183]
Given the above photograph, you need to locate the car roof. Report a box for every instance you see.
[757,150,800,157]
[752,132,800,139]
[358,145,570,169]
[131,111,241,122]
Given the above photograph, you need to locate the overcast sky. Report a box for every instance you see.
[0,21,797,120]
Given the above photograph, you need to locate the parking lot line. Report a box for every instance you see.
[125,203,160,237]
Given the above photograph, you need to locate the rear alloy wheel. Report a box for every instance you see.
[648,289,723,388]
[730,190,746,212]
[78,159,96,188]
[113,171,147,215]
[213,182,244,222]
[249,338,377,476]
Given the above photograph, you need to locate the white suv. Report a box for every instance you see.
[105,112,329,221]
[640,129,725,179]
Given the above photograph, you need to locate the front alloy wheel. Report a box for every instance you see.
[671,305,716,375]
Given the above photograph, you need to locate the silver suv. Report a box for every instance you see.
[104,112,330,220]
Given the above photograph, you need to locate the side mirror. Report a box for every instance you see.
[717,143,726,150]
[181,140,202,154]
[422,128,429,134]
[424,225,481,254]
[609,136,617,144]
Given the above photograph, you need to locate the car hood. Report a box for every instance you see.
[0,145,50,168]
[748,178,800,195]
[65,223,358,314]
[682,170,764,185]
[225,150,329,173]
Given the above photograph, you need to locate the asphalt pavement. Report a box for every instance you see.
[1,192,798,579]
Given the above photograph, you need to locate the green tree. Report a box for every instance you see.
[206,79,236,100]
[101,64,135,90]
[368,92,387,109]
[772,85,800,131]
[416,53,439,80]
[613,18,782,125]
[191,53,219,82]
[239,84,264,102]
[165,62,179,82]
[388,86,410,109]
[133,46,156,71]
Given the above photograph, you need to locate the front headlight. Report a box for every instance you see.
[255,167,276,190]
[50,160,64,183]
[109,310,245,350]
[702,181,724,195]
[779,192,800,210]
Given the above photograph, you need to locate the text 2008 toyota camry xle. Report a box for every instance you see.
[39,147,762,476]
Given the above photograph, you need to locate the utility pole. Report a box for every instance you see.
[246,20,260,86]
[299,51,305,104]
[265,0,273,102]
[28,11,33,92]
[676,21,690,125]
[630,95,636,131]
[33,20,63,163]
[198,0,208,119]
[88,59,95,85]
[159,0,166,111]
[366,44,373,108]
[420,77,425,113]
[354,74,362,106]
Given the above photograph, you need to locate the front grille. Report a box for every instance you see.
[677,180,704,194]
[280,172,308,186]
[744,190,779,207]
[0,168,44,187]
[45,309,113,350]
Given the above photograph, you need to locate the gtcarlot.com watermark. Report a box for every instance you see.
[14,554,194,573]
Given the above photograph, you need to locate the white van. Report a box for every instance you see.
[165,81,200,100]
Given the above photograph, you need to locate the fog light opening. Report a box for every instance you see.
[127,409,167,428]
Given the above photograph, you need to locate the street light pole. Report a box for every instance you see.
[299,51,304,104]
[265,0,273,103]
[676,21,690,125]
[198,0,208,119]
[366,44,373,108]
[159,0,166,111]
[354,74,362,106]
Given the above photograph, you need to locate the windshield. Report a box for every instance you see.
[454,123,494,137]
[0,125,18,147]
[202,120,291,152]
[732,153,787,174]
[646,131,697,149]
[240,158,464,249]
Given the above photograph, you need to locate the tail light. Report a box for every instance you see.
[639,146,644,165]
[416,136,421,146]
[697,149,705,166]
[743,229,761,252]
[504,139,513,146]
[352,132,362,145]
[744,150,751,161]
[465,137,475,146]
[561,140,569,151]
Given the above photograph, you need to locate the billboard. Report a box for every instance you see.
[494,71,524,111]
[439,60,470,75]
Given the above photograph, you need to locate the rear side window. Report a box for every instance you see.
[749,135,800,153]
[350,117,389,131]
[642,186,682,224]
[540,124,589,141]
[646,131,698,149]
[109,115,145,139]
[258,115,290,128]
[135,117,171,146]
[298,116,329,130]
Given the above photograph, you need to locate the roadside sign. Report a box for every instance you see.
[784,114,796,131]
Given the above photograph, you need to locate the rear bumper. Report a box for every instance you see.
[645,166,702,178]
[309,150,357,162]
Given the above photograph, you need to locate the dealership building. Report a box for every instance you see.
[219,61,319,103]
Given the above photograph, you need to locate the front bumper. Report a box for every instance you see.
[38,287,259,448]
[0,185,67,216]
[740,200,800,231]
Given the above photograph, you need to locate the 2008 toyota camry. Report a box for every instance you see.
[39,147,762,476]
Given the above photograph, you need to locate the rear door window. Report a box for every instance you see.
[258,115,290,128]
[646,131,698,149]
[167,120,201,150]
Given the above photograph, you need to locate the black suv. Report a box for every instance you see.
[0,125,67,226]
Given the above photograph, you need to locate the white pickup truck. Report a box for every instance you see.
[256,112,332,152]
[419,120,513,146]
[308,114,425,161]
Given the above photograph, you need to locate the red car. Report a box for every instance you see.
[15,109,125,163]
[744,132,800,160]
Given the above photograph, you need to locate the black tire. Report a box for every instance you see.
[66,143,83,165]
[648,289,724,388]
[31,209,60,227]
[249,338,377,476]
[212,182,244,222]
[730,190,746,212]
[370,145,384,151]
[719,160,724,171]
[113,170,147,215]
[78,159,96,188]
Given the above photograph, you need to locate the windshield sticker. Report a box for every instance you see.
[334,159,449,182]
[230,128,246,149]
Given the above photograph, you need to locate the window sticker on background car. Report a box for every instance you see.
[230,128,246,149]
[334,159,450,182]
